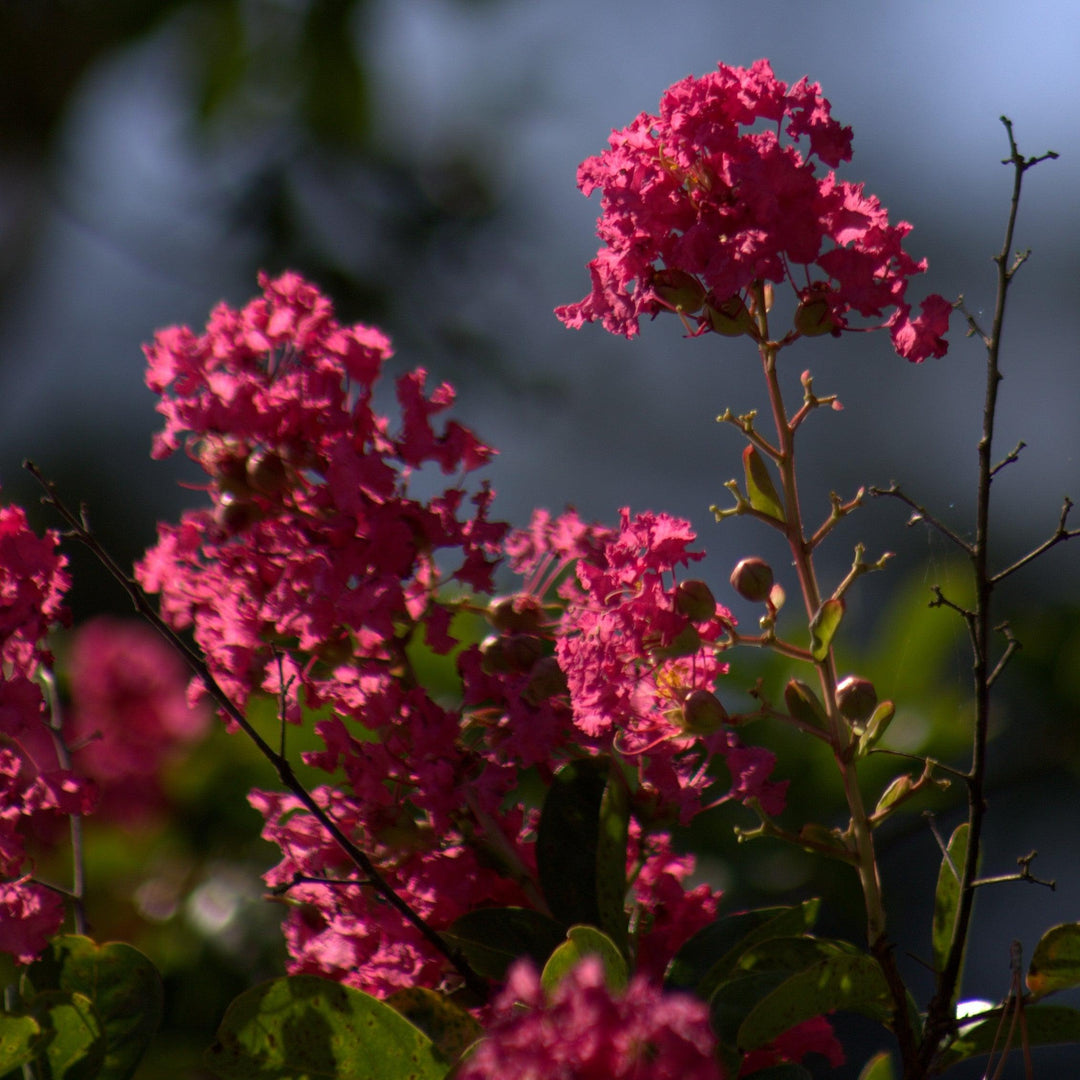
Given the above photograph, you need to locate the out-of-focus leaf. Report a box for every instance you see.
[300,0,370,147]
[938,1004,1080,1068]
[857,1051,896,1080]
[931,824,969,984]
[204,975,445,1080]
[540,926,628,995]
[1028,923,1080,998]
[0,1012,42,1074]
[810,598,845,662]
[444,907,567,980]
[384,987,481,1063]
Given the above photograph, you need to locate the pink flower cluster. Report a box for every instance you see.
[66,617,211,824]
[136,275,776,998]
[456,957,723,1080]
[0,501,95,962]
[557,59,950,362]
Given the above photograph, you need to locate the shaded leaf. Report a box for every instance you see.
[204,975,446,1080]
[809,598,845,662]
[857,701,896,756]
[874,774,913,817]
[938,1003,1080,1068]
[783,680,829,730]
[23,934,164,1080]
[27,991,105,1080]
[857,1051,896,1080]
[1028,923,1080,998]
[540,926,628,995]
[665,900,820,1000]
[537,758,625,935]
[743,445,785,522]
[737,952,892,1051]
[384,987,481,1063]
[931,824,969,982]
[0,1012,42,1074]
[444,907,567,981]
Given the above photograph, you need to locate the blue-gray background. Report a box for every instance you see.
[1,2,1077,1075]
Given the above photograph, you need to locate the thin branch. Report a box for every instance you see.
[991,496,1080,584]
[971,850,1055,891]
[24,460,489,1001]
[987,623,1021,689]
[870,484,974,554]
[990,440,1026,479]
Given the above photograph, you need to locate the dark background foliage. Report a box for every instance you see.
[1,2,1077,1075]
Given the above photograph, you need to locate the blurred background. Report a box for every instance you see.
[1,1,1078,1076]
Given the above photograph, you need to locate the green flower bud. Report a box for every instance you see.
[649,622,701,660]
[523,655,569,705]
[651,268,706,314]
[836,675,878,723]
[246,447,289,496]
[705,293,753,336]
[730,557,774,603]
[674,579,717,622]
[487,594,544,635]
[677,689,728,734]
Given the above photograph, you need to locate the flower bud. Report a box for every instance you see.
[246,447,289,496]
[793,294,838,337]
[651,268,706,314]
[484,633,546,675]
[214,491,260,535]
[648,622,701,660]
[676,689,728,734]
[487,594,544,635]
[674,579,716,622]
[836,675,878,723]
[705,294,753,337]
[730,557,774,603]
[523,655,568,705]
[203,437,252,497]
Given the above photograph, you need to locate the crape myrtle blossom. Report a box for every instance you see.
[67,617,211,824]
[456,956,724,1080]
[137,275,754,999]
[0,500,96,962]
[556,59,951,362]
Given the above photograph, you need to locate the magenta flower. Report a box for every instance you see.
[457,956,723,1080]
[67,617,210,824]
[557,59,949,362]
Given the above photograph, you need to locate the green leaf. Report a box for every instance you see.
[783,680,829,730]
[1028,923,1080,998]
[384,987,481,1063]
[743,445,786,522]
[27,991,105,1080]
[664,900,820,998]
[444,907,567,981]
[734,935,861,976]
[204,975,446,1080]
[938,1003,1080,1068]
[710,971,793,1048]
[857,701,896,756]
[300,0,370,147]
[873,773,913,817]
[809,598,845,662]
[540,926,629,995]
[857,1051,896,1080]
[0,1012,42,1074]
[737,952,892,1051]
[931,824,969,982]
[23,935,164,1080]
[536,757,628,944]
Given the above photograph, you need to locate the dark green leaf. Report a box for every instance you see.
[595,769,630,951]
[783,680,829,730]
[444,907,567,980]
[737,952,892,1051]
[857,1051,896,1080]
[710,971,792,1048]
[300,0,369,147]
[23,934,164,1080]
[204,975,446,1080]
[537,758,624,933]
[384,987,481,1063]
[540,926,628,994]
[0,1012,42,1074]
[743,445,785,522]
[931,824,969,982]
[1028,923,1080,998]
[27,991,105,1080]
[938,1003,1080,1067]
[664,900,820,998]
[809,598,845,662]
